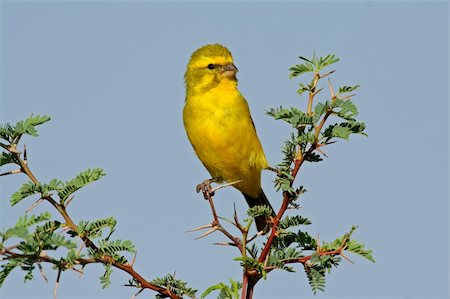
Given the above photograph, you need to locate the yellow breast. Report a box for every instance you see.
[183,80,267,197]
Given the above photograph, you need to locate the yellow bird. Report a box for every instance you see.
[183,44,274,232]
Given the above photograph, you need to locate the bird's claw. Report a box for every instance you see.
[196,179,216,199]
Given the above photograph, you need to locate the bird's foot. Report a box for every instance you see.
[196,178,217,199]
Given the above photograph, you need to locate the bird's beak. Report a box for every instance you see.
[221,63,238,78]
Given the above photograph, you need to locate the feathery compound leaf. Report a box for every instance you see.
[247,205,273,218]
[316,54,339,70]
[273,231,316,250]
[11,181,43,206]
[338,85,361,94]
[0,152,18,167]
[279,215,311,230]
[152,274,197,298]
[331,126,353,140]
[84,217,117,239]
[3,212,51,240]
[267,247,302,272]
[13,115,51,138]
[323,122,367,141]
[0,123,15,142]
[305,265,326,294]
[289,61,315,78]
[266,107,313,127]
[57,168,106,202]
[0,260,22,287]
[201,279,241,299]
[100,264,113,289]
[35,220,62,236]
[332,99,359,121]
[96,239,136,256]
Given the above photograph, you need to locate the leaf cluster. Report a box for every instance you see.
[151,274,197,299]
[201,279,241,299]
[0,212,76,287]
[0,115,50,146]
[11,168,106,206]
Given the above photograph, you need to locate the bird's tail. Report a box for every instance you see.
[243,190,275,233]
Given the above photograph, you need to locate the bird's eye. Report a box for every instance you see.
[207,64,215,70]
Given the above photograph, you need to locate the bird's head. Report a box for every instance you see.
[185,44,238,95]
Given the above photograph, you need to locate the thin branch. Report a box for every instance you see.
[4,148,183,299]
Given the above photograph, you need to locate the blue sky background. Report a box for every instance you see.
[0,1,448,299]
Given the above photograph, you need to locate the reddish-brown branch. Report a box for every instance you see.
[2,249,179,298]
[256,75,336,295]
[5,151,181,299]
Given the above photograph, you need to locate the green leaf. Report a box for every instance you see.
[305,265,326,294]
[331,126,352,140]
[0,123,15,143]
[57,168,106,202]
[0,260,21,287]
[152,274,197,298]
[100,264,113,289]
[273,231,316,250]
[266,107,313,127]
[267,247,302,272]
[338,85,361,94]
[84,217,117,239]
[247,205,272,218]
[201,279,241,299]
[345,239,375,263]
[96,239,136,256]
[279,215,311,230]
[11,181,43,206]
[332,99,359,121]
[289,62,314,78]
[14,115,51,137]
[0,152,17,167]
[7,212,52,236]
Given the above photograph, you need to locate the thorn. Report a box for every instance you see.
[54,268,62,299]
[328,78,336,101]
[64,195,75,208]
[38,263,48,283]
[340,252,355,265]
[313,87,324,96]
[340,93,356,100]
[232,203,242,230]
[247,230,264,243]
[129,252,137,268]
[213,242,236,247]
[0,169,22,176]
[130,288,144,299]
[210,179,243,193]
[217,216,235,226]
[70,267,84,276]
[195,226,219,239]
[319,69,336,78]
[26,198,44,213]
[315,146,328,158]
[76,243,85,256]
[60,226,70,232]
[187,223,213,233]
[23,144,27,163]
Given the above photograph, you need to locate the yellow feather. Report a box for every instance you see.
[183,44,268,198]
